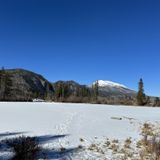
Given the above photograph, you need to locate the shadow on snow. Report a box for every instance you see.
[0,132,27,138]
[0,132,81,160]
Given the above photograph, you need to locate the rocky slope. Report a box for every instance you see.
[0,69,54,101]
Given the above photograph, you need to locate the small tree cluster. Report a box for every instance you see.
[54,81,94,102]
[54,81,70,100]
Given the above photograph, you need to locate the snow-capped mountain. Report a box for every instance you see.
[92,80,136,97]
[94,80,127,88]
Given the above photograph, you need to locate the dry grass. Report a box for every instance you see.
[124,137,132,149]
[85,123,160,160]
[138,123,160,160]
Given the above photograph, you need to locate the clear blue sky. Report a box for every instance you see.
[0,0,160,96]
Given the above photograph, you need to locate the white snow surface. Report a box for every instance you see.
[93,80,128,88]
[0,102,160,159]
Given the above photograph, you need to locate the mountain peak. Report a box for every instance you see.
[94,80,128,89]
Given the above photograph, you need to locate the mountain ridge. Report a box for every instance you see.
[0,68,137,103]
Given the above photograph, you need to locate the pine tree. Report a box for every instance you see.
[92,80,99,101]
[137,78,146,106]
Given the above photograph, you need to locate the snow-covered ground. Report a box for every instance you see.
[0,102,160,159]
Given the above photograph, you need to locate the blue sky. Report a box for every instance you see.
[0,0,160,96]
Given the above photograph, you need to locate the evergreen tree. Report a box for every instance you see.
[137,78,146,106]
[92,80,99,100]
